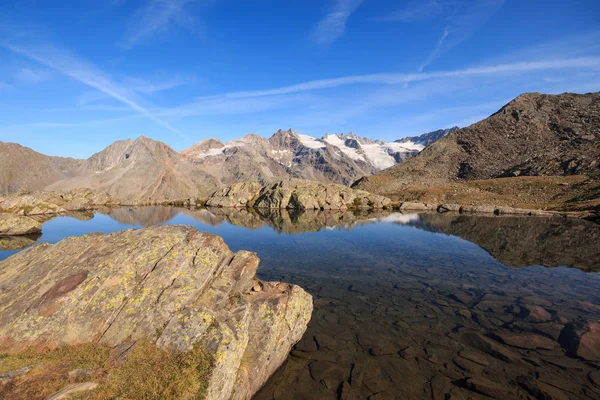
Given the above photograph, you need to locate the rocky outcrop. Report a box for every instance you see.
[205,182,264,208]
[0,225,313,400]
[0,188,117,215]
[254,180,391,210]
[354,92,600,195]
[205,180,392,210]
[0,214,42,236]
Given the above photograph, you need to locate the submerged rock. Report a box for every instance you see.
[0,214,42,236]
[0,188,117,216]
[206,179,392,210]
[0,225,313,400]
[559,321,600,361]
[0,234,41,250]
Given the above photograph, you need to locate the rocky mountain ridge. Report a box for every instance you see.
[354,91,600,195]
[396,126,459,147]
[1,128,443,201]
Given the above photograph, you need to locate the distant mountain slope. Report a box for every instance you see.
[48,136,208,201]
[0,142,83,194]
[396,126,459,147]
[353,92,600,195]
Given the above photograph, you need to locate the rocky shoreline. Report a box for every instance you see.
[0,225,313,399]
[205,179,392,210]
[0,214,42,236]
[0,183,597,231]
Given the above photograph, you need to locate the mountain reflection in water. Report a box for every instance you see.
[98,206,600,271]
[0,207,599,399]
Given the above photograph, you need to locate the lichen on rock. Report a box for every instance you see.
[0,214,42,236]
[206,179,392,211]
[0,225,313,400]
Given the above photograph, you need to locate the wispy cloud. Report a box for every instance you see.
[156,93,317,119]
[418,0,505,71]
[375,0,456,22]
[312,0,364,46]
[14,67,52,84]
[123,73,196,93]
[191,57,600,100]
[1,40,185,137]
[119,0,198,50]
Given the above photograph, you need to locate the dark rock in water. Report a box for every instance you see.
[453,356,483,374]
[491,332,557,350]
[559,321,600,361]
[429,374,453,400]
[458,350,490,366]
[521,304,552,322]
[340,381,360,400]
[308,360,344,384]
[516,375,571,400]
[463,377,512,399]
[589,370,600,387]
[461,331,521,362]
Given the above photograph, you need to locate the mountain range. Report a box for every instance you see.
[0,128,455,201]
[4,91,597,207]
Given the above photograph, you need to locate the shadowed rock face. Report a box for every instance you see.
[0,225,312,400]
[418,213,600,272]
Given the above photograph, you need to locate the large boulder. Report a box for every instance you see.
[206,179,392,210]
[205,181,263,208]
[0,188,117,215]
[0,214,42,236]
[0,225,313,400]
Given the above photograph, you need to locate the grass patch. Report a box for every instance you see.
[0,341,213,400]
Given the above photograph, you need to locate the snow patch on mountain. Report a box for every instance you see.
[298,134,326,149]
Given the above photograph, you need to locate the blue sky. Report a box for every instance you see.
[0,0,599,158]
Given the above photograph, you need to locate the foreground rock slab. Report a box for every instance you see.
[0,214,42,236]
[206,179,392,210]
[0,225,313,400]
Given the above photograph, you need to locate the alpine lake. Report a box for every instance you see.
[1,206,599,400]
